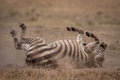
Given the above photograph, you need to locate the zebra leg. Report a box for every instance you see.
[86,32,100,43]
[19,23,27,43]
[84,32,100,53]
[10,30,21,49]
[66,27,84,34]
[66,27,87,45]
[100,42,107,50]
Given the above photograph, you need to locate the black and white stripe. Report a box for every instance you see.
[20,37,57,66]
[11,24,106,68]
[12,38,89,68]
[94,42,107,67]
[85,42,107,68]
[21,36,89,68]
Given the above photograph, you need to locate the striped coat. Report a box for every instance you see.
[11,24,105,68]
[21,38,89,68]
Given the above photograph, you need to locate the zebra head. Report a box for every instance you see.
[94,42,107,67]
[96,42,107,56]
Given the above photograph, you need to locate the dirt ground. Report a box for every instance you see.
[0,0,120,68]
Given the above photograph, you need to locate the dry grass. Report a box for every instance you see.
[0,67,120,80]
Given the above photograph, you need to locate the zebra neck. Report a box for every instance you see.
[96,48,105,57]
[97,48,104,53]
[84,48,92,54]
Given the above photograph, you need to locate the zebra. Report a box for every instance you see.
[66,27,107,68]
[10,23,100,68]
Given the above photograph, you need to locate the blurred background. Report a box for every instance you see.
[0,0,120,68]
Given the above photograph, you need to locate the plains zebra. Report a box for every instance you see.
[10,23,100,68]
[66,27,107,68]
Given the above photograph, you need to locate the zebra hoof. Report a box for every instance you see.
[66,27,76,31]
[71,27,76,31]
[100,42,107,49]
[19,23,26,30]
[66,27,71,31]
[10,30,17,37]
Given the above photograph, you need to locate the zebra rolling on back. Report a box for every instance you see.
[10,23,102,68]
[66,27,107,68]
